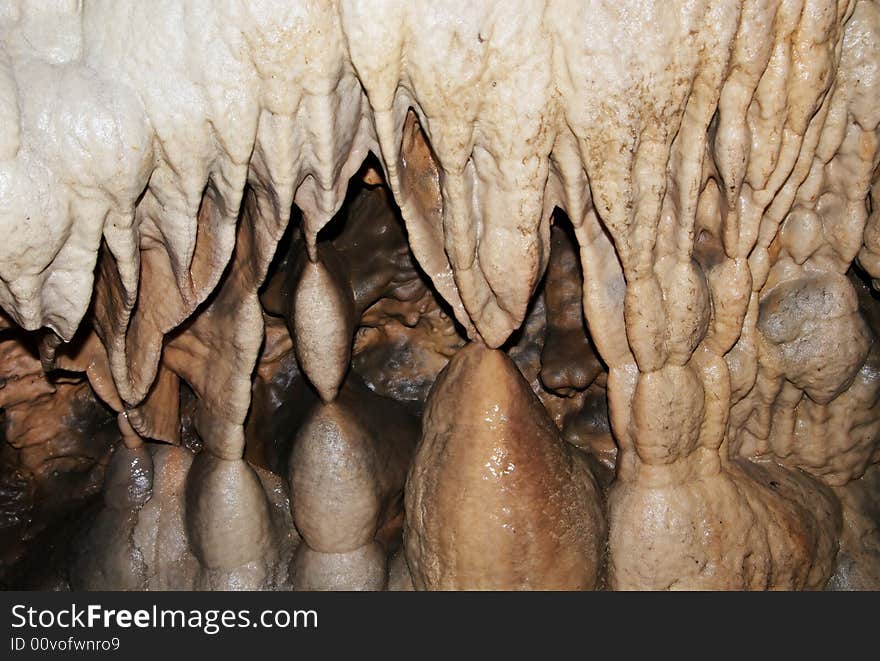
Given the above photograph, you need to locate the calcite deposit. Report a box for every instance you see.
[1,0,879,590]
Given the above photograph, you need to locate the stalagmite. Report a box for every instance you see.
[289,376,417,590]
[66,442,298,591]
[70,443,152,590]
[405,343,606,589]
[0,0,879,592]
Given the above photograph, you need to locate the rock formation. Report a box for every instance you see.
[1,0,879,590]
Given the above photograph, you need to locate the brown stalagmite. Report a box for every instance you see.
[405,342,606,590]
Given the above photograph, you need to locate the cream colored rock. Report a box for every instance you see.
[1,0,879,592]
[757,272,871,404]
[609,458,842,590]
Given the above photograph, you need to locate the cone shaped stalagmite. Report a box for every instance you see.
[405,343,606,590]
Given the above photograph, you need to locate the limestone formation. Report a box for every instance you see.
[0,0,879,591]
